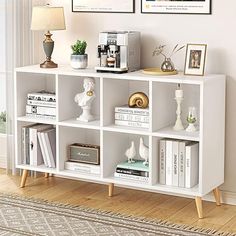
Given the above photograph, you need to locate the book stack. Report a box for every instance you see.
[65,161,101,175]
[159,139,199,188]
[22,124,56,168]
[114,159,149,183]
[115,105,149,129]
[26,91,56,120]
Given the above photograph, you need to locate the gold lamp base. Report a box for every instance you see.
[40,60,58,68]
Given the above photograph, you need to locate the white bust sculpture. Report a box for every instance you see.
[74,77,96,122]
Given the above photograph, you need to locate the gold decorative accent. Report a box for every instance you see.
[128,92,149,109]
[86,91,94,96]
[142,68,178,76]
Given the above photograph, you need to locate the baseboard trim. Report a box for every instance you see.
[204,190,236,206]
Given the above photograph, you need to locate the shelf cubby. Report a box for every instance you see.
[58,125,100,176]
[58,75,100,126]
[103,77,149,131]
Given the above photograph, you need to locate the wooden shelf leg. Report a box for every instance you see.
[213,187,221,206]
[195,197,203,219]
[108,183,114,197]
[20,170,29,188]
[45,173,49,178]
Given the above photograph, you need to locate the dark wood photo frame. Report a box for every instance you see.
[72,0,135,13]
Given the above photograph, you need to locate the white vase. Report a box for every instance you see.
[186,123,197,132]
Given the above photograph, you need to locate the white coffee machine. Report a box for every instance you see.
[95,31,140,73]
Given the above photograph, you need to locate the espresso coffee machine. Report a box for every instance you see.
[95,31,140,73]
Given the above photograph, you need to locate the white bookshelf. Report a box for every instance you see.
[14,65,226,218]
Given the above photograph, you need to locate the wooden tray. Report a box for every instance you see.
[142,68,178,76]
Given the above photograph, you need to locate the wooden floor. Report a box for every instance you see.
[0,169,236,234]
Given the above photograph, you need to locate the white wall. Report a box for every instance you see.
[47,0,236,193]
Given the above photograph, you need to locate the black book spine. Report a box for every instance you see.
[116,168,149,177]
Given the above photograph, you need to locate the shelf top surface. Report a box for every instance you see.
[15,64,225,84]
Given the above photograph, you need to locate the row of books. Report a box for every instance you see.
[114,105,150,129]
[114,159,149,183]
[22,124,56,168]
[159,139,199,188]
[26,91,56,120]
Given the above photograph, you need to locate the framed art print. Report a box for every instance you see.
[141,0,211,14]
[184,44,207,76]
[72,0,135,13]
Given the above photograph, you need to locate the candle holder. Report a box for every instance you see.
[186,107,197,132]
[173,84,184,131]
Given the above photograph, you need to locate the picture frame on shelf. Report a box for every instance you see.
[72,0,135,13]
[141,0,211,15]
[184,44,207,76]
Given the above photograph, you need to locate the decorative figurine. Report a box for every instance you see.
[152,44,185,72]
[186,107,197,132]
[74,77,96,122]
[128,92,149,109]
[139,137,149,166]
[173,84,184,131]
[125,141,136,163]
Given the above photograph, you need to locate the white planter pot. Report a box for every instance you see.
[71,54,88,69]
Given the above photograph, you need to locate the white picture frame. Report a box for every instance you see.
[72,0,135,13]
[141,0,211,14]
[184,44,207,76]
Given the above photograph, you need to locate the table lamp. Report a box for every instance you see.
[31,5,66,68]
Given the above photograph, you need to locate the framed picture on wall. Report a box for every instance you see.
[184,44,207,76]
[72,0,135,13]
[141,0,211,14]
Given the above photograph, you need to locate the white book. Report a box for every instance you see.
[29,124,52,166]
[172,141,179,187]
[159,139,166,185]
[114,172,149,183]
[27,99,56,108]
[26,105,56,116]
[65,162,100,175]
[115,105,149,116]
[115,113,149,123]
[27,92,56,102]
[115,120,149,129]
[178,141,189,188]
[26,113,56,120]
[42,128,56,168]
[37,132,49,167]
[185,142,199,188]
[165,140,173,186]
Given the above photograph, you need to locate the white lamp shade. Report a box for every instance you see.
[31,6,66,31]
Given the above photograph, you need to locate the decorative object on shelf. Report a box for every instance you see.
[31,5,66,68]
[142,68,178,76]
[74,78,96,122]
[71,40,88,69]
[184,44,207,76]
[128,92,149,109]
[173,84,184,131]
[186,107,197,132]
[153,44,185,73]
[125,141,136,163]
[139,138,149,166]
[95,31,140,73]
[72,0,135,13]
[68,143,100,165]
[141,0,211,14]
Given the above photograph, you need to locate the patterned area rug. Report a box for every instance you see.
[0,194,234,236]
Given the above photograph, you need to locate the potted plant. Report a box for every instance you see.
[71,40,88,69]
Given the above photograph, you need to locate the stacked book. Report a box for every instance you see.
[22,124,56,168]
[159,139,199,188]
[115,105,149,129]
[26,91,56,120]
[114,159,149,183]
[65,161,101,175]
